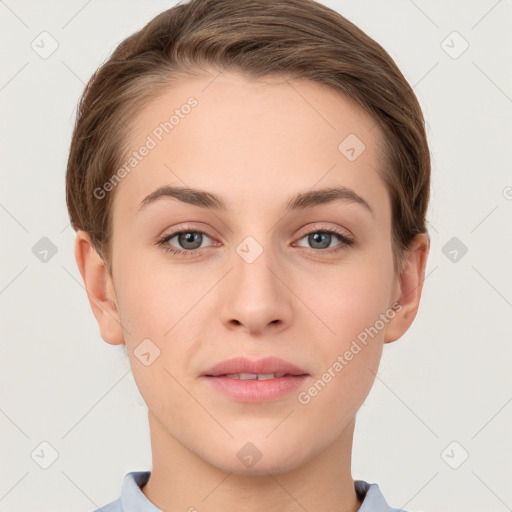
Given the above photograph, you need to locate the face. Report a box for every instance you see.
[80,70,423,476]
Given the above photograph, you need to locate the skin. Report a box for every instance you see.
[74,70,429,512]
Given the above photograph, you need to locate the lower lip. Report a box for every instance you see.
[204,375,309,403]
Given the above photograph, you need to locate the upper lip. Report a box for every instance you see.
[203,356,309,377]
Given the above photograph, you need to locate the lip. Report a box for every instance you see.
[202,356,310,403]
[202,356,308,377]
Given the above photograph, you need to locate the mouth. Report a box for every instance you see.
[202,357,310,403]
[203,356,309,378]
[212,372,300,380]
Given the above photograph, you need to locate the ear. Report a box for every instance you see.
[74,230,125,346]
[384,233,430,344]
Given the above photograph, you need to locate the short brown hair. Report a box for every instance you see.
[66,0,430,276]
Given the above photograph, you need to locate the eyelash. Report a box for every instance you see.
[157,226,354,257]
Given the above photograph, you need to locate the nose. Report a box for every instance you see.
[219,241,294,336]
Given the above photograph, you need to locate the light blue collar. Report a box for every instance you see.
[111,471,406,511]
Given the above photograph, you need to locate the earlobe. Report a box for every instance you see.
[384,233,430,344]
[74,230,125,346]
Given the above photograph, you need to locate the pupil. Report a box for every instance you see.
[310,232,330,249]
[180,232,201,249]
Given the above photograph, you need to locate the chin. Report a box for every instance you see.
[204,441,311,477]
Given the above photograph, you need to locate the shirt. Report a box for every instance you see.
[92,471,408,511]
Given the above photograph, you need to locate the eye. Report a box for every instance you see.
[157,226,354,257]
[295,228,354,253]
[158,229,215,256]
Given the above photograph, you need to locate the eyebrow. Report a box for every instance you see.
[138,185,373,216]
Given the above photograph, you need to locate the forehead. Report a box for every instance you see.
[113,70,389,219]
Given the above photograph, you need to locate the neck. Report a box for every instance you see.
[141,412,362,512]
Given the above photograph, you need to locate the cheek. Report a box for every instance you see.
[295,258,393,402]
[301,259,394,343]
[297,275,388,428]
[113,243,191,336]
[113,252,211,395]
[115,261,202,419]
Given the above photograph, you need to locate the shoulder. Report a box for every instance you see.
[88,471,156,512]
[355,480,409,512]
[89,497,122,512]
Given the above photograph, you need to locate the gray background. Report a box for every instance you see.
[1,1,511,511]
